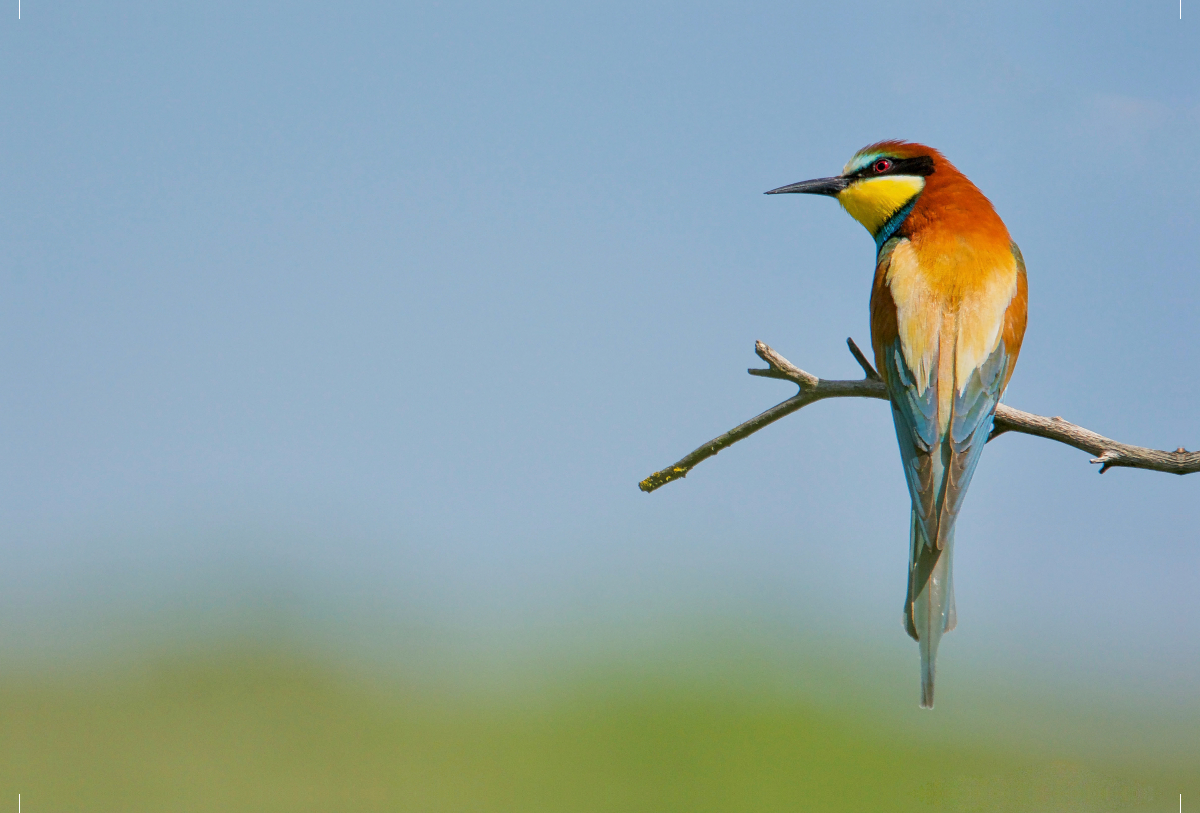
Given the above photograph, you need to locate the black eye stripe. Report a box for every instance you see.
[849,155,935,180]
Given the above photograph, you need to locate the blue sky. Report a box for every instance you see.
[1,1,1198,694]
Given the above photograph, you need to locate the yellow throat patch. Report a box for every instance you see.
[837,175,926,235]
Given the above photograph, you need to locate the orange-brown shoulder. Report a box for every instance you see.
[869,245,900,387]
[1001,243,1029,388]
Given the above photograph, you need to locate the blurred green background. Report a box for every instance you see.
[1,620,1195,810]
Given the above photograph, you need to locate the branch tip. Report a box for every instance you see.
[639,465,690,493]
[1090,450,1120,473]
[847,337,882,381]
[753,341,819,388]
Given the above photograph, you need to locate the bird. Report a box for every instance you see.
[766,141,1027,708]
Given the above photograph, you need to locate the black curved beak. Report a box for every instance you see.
[764,176,849,196]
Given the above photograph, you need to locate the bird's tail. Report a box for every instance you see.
[904,510,956,709]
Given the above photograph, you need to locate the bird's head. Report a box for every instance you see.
[767,141,939,245]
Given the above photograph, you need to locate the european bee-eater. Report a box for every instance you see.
[767,141,1028,708]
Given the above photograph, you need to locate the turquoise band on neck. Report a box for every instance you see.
[874,195,919,251]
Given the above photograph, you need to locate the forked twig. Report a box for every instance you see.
[639,339,1199,492]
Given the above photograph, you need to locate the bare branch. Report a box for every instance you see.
[639,340,1199,493]
[990,405,1199,475]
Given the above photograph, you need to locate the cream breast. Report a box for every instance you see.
[885,239,1018,405]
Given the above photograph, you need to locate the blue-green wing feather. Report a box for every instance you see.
[944,343,1010,526]
[883,333,1010,708]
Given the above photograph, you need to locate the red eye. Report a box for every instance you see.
[873,159,893,173]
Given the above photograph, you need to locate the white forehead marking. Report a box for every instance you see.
[844,152,885,175]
